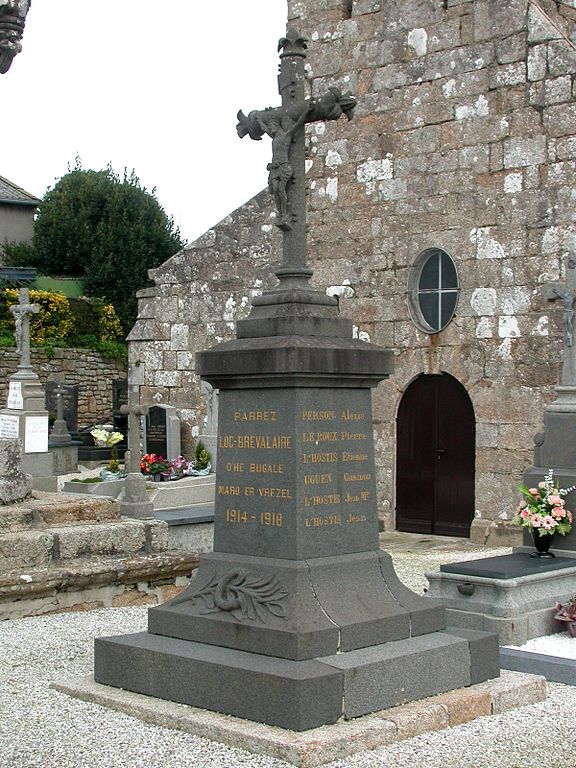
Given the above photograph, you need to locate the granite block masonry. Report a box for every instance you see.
[94,28,499,731]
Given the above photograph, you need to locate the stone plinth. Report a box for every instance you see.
[425,553,576,645]
[95,322,500,730]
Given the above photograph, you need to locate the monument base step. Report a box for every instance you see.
[94,627,500,731]
[425,553,576,645]
[54,669,546,767]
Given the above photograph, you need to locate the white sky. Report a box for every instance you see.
[2,1,287,244]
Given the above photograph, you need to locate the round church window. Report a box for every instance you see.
[408,248,459,333]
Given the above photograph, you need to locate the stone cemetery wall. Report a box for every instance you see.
[0,347,127,428]
[129,0,576,536]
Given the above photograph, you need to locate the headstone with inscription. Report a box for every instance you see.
[94,30,499,732]
[144,404,181,461]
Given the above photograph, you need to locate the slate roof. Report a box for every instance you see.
[0,175,40,206]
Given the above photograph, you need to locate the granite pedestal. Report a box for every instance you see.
[425,553,576,645]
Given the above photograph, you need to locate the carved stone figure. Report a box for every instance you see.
[0,0,32,74]
[237,29,355,241]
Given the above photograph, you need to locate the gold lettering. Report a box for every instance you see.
[258,487,292,499]
[301,411,335,421]
[303,473,332,485]
[217,485,240,496]
[304,515,341,527]
[344,491,371,503]
[343,472,371,482]
[226,462,244,473]
[341,410,366,421]
[340,431,367,441]
[305,494,341,506]
[236,435,292,449]
[248,463,284,474]
[347,513,368,523]
[234,411,278,422]
[341,451,369,462]
[302,452,338,464]
[219,435,236,448]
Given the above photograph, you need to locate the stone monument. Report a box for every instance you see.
[0,285,53,484]
[94,30,499,731]
[0,437,31,504]
[118,401,154,520]
[0,0,31,74]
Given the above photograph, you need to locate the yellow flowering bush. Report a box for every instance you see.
[2,288,75,345]
[94,300,124,341]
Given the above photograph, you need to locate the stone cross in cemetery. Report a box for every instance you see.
[10,286,39,380]
[236,28,355,288]
[95,29,499,732]
[118,401,153,519]
[543,254,576,396]
[49,384,72,445]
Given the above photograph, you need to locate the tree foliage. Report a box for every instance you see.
[28,163,184,331]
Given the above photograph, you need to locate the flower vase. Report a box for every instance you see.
[152,473,163,483]
[531,530,555,558]
[568,622,576,638]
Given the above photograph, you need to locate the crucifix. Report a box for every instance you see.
[543,254,576,387]
[10,286,39,378]
[237,28,355,291]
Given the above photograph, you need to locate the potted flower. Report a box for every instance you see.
[185,440,212,476]
[168,455,191,480]
[554,595,576,638]
[90,425,125,480]
[513,469,574,558]
[140,453,170,481]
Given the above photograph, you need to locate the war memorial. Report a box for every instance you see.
[93,29,500,732]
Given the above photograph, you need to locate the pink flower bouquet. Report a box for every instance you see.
[514,469,574,537]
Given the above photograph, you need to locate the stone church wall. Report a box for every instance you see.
[129,0,576,538]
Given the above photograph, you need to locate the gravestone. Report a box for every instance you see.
[45,382,78,433]
[112,380,128,445]
[144,404,180,461]
[94,30,499,732]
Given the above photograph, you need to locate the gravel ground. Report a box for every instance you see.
[1,547,575,768]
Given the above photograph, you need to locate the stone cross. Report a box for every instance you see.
[9,286,39,376]
[543,254,576,386]
[237,28,355,290]
[120,402,148,474]
[49,383,71,444]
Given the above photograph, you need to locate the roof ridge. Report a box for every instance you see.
[0,174,40,205]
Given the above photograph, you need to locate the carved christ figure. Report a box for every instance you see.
[237,85,355,232]
[9,294,38,353]
[552,287,575,348]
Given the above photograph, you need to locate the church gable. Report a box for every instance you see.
[130,0,576,535]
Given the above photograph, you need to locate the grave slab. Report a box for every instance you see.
[426,554,576,644]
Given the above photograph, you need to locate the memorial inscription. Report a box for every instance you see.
[213,388,376,559]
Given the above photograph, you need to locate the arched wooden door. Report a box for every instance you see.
[396,374,475,537]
